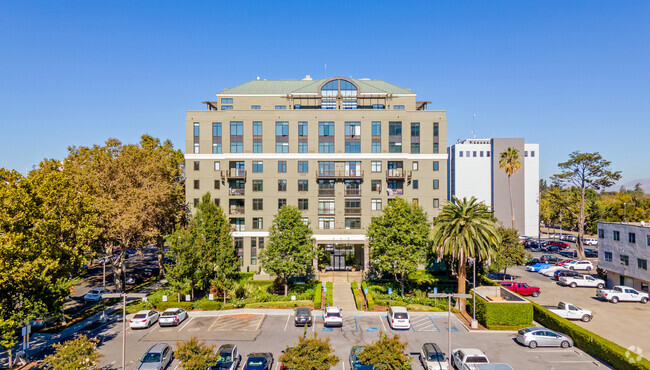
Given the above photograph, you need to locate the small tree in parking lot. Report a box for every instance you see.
[279,333,340,370]
[175,337,220,370]
[357,332,410,370]
[42,334,103,369]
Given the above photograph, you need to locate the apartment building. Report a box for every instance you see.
[185,76,447,272]
[447,138,540,237]
[597,222,650,291]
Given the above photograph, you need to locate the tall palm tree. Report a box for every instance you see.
[499,147,522,230]
[431,196,501,311]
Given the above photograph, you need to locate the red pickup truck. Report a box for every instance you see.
[499,282,541,297]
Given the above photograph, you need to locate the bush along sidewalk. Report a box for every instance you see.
[350,282,363,310]
[325,282,333,306]
[314,282,322,309]
[361,281,374,310]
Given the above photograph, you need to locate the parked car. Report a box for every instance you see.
[126,273,144,286]
[420,342,448,370]
[540,266,564,277]
[244,352,273,370]
[583,238,598,246]
[210,344,241,370]
[547,241,570,249]
[158,308,188,327]
[558,275,605,288]
[516,326,574,348]
[564,260,593,271]
[130,310,160,329]
[584,249,598,258]
[545,301,593,322]
[83,287,113,302]
[30,315,59,329]
[294,307,312,327]
[499,282,541,297]
[323,306,343,327]
[539,255,561,264]
[142,267,160,278]
[566,235,578,243]
[555,259,574,266]
[349,346,375,370]
[451,348,489,370]
[548,233,560,239]
[387,306,410,330]
[525,258,541,266]
[524,240,540,249]
[526,263,553,272]
[597,286,649,304]
[138,343,173,370]
[553,269,580,280]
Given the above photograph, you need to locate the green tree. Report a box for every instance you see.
[367,197,430,296]
[490,227,528,277]
[279,333,340,370]
[499,147,522,230]
[431,197,501,311]
[259,205,316,296]
[175,337,220,370]
[551,152,621,260]
[42,334,103,370]
[357,332,410,370]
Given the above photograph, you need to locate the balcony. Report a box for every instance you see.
[345,207,362,215]
[229,188,245,196]
[229,206,245,215]
[386,169,406,179]
[387,188,404,196]
[318,209,335,216]
[316,170,364,180]
[345,188,361,196]
[222,169,247,179]
[318,189,335,196]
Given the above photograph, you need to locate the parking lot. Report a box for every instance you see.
[92,309,607,369]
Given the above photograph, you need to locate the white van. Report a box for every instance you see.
[388,306,410,330]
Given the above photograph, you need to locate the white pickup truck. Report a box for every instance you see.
[559,275,605,288]
[545,301,593,322]
[596,286,649,304]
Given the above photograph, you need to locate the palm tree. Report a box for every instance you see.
[499,147,522,230]
[431,196,501,311]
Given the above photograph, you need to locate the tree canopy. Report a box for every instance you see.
[499,147,522,230]
[42,334,103,370]
[490,227,528,277]
[278,333,340,370]
[175,337,220,370]
[357,332,410,370]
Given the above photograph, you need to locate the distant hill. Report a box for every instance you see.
[611,178,650,193]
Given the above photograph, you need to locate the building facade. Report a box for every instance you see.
[597,222,650,291]
[447,138,539,237]
[185,76,447,272]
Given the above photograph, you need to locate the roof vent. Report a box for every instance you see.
[256,76,260,80]
[303,75,313,81]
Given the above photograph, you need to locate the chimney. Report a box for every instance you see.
[302,75,313,81]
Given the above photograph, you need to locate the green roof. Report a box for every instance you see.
[217,78,415,95]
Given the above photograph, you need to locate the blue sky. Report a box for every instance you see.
[1,1,648,186]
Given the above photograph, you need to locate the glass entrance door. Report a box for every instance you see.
[331,249,346,271]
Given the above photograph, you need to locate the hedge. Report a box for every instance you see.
[314,282,322,309]
[350,282,362,310]
[467,294,533,330]
[361,281,375,310]
[326,282,333,306]
[244,300,311,309]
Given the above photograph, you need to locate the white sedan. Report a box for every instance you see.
[539,266,564,277]
[565,260,594,271]
[159,308,188,326]
[129,310,159,329]
[83,287,113,302]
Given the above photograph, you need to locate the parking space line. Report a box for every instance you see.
[254,314,265,331]
[429,317,440,332]
[284,315,290,331]
[378,316,386,331]
[173,361,181,370]
[177,316,194,332]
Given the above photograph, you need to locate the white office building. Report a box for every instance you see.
[447,138,539,237]
[597,222,650,291]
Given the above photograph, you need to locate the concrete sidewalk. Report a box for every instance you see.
[332,282,358,311]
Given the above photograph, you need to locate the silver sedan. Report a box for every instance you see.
[516,326,574,349]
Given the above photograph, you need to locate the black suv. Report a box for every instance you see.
[554,269,580,280]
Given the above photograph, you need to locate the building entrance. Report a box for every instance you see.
[319,243,364,271]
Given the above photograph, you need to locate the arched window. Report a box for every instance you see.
[320,79,358,109]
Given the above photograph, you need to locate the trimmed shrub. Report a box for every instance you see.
[325,282,333,306]
[468,294,533,330]
[350,283,362,310]
[314,283,322,309]
[244,300,312,309]
[361,281,375,310]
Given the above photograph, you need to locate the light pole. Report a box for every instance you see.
[103,292,147,369]
[428,292,472,368]
[472,258,477,328]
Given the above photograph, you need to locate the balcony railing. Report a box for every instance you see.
[231,224,245,232]
[318,189,335,196]
[318,209,335,216]
[387,188,404,196]
[229,206,245,215]
[229,188,245,196]
[345,207,362,215]
[223,169,247,179]
[385,169,405,179]
[316,170,364,179]
[345,188,361,196]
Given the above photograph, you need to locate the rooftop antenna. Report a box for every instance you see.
[324,63,327,76]
[472,114,477,138]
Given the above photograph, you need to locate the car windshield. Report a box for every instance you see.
[296,308,310,316]
[217,352,232,362]
[141,353,161,363]
[161,311,177,316]
[394,313,408,319]
[428,352,445,361]
[133,314,146,319]
[89,289,100,294]
[326,312,341,317]
[247,358,265,366]
[466,356,488,363]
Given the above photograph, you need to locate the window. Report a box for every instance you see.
[525,151,528,157]
[278,199,287,208]
[371,161,382,173]
[620,254,629,266]
[253,121,263,136]
[230,142,243,153]
[250,238,257,265]
[473,151,477,157]
[433,143,439,154]
[433,198,439,208]
[389,142,402,153]
[298,199,308,210]
[252,180,263,192]
[252,218,263,230]
[214,180,220,190]
[413,198,419,206]
[221,98,233,104]
[413,180,419,189]
[253,141,262,153]
[487,151,490,157]
[433,122,439,137]
[613,230,620,241]
[193,198,199,207]
[212,122,221,136]
[230,121,243,135]
[345,218,361,229]
[480,151,484,157]
[411,122,420,137]
[275,105,286,110]
[278,180,287,192]
[319,217,335,230]
[598,229,604,238]
[345,142,361,153]
[193,122,200,137]
[252,161,263,173]
[318,199,335,215]
[319,142,334,153]
[194,143,199,154]
[276,121,288,136]
[605,252,612,262]
[251,105,261,110]
[298,161,309,173]
[319,122,334,136]
[413,161,418,171]
[459,151,463,157]
[389,121,402,135]
[301,217,309,225]
[221,105,232,110]
[298,121,308,137]
[371,199,382,211]
[193,161,200,171]
[372,141,381,153]
[372,121,381,136]
[278,161,287,173]
[638,258,647,270]
[629,233,636,243]
[234,237,244,263]
[345,122,361,136]
[298,180,309,192]
[433,161,439,171]
[212,143,222,154]
[276,142,289,153]
[394,105,405,109]
[252,199,263,211]
[193,180,200,189]
[411,143,420,153]
[531,151,535,157]
[371,180,382,192]
[298,141,308,153]
[214,198,220,207]
[433,180,439,189]
[648,235,650,246]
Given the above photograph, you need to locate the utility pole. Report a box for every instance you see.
[428,292,472,368]
[103,292,147,369]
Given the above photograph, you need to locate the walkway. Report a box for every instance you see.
[332,282,358,312]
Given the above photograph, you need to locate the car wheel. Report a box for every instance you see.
[611,297,619,304]
[532,291,539,297]
[529,341,537,349]
[561,341,570,348]
[582,315,591,322]
[641,297,648,304]
[570,282,577,288]
[569,266,575,270]
[597,283,604,289]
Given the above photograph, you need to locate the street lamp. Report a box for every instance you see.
[103,292,147,370]
[472,258,478,328]
[428,292,472,368]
